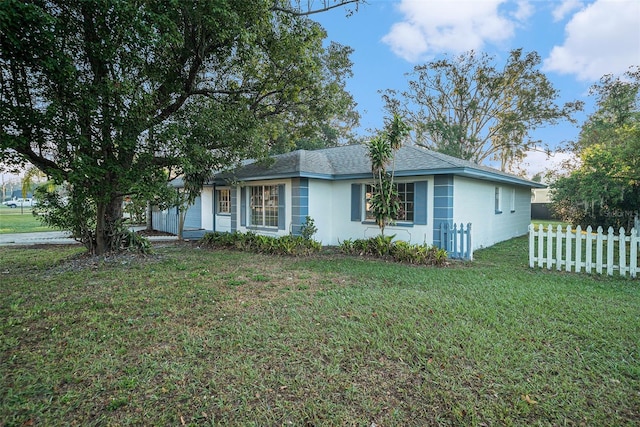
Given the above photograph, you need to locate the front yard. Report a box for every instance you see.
[1,237,638,426]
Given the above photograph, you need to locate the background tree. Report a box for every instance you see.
[550,67,640,230]
[383,49,582,171]
[0,0,361,254]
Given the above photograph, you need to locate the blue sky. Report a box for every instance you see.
[314,0,640,176]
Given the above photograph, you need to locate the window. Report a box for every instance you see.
[510,188,516,213]
[364,182,415,222]
[495,186,502,214]
[217,189,230,214]
[250,185,279,227]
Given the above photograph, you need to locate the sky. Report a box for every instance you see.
[2,0,638,186]
[313,0,640,177]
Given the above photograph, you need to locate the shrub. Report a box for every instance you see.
[199,231,321,257]
[339,236,447,266]
[299,216,318,240]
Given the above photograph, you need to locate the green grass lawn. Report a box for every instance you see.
[0,207,55,233]
[1,237,638,426]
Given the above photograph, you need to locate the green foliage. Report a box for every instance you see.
[33,185,151,254]
[339,236,447,266]
[123,198,147,224]
[551,67,640,229]
[299,216,318,240]
[367,114,410,234]
[200,231,321,256]
[383,49,582,170]
[0,0,359,255]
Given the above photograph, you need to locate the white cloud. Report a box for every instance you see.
[521,150,577,179]
[551,0,583,22]
[382,0,530,62]
[543,0,640,81]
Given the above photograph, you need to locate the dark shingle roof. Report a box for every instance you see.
[212,144,544,188]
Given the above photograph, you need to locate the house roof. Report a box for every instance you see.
[211,144,546,188]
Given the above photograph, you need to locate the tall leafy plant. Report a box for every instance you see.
[367,115,410,235]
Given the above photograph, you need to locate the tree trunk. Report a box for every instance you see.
[146,201,153,231]
[95,195,124,255]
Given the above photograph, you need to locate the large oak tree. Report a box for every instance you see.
[0,0,360,254]
[384,49,582,171]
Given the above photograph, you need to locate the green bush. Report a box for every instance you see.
[199,231,321,257]
[339,236,447,266]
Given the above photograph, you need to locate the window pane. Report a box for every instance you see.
[365,184,375,220]
[217,189,230,214]
[264,185,278,227]
[251,186,264,226]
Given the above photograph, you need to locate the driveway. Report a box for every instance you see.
[0,230,178,246]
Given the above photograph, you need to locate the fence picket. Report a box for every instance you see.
[529,224,535,268]
[529,224,639,278]
[586,226,593,273]
[565,225,572,272]
[596,227,604,274]
[620,227,627,276]
[439,222,473,260]
[631,229,638,278]
[538,224,544,268]
[546,225,553,270]
[575,225,582,273]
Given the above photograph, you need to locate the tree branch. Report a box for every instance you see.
[271,0,361,16]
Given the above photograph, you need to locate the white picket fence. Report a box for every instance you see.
[529,224,639,278]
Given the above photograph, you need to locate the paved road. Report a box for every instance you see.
[0,230,178,246]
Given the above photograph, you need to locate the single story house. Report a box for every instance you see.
[152,144,545,254]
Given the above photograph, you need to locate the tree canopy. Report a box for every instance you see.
[550,67,640,230]
[383,49,582,170]
[0,0,361,254]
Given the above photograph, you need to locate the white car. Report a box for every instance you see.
[3,198,36,208]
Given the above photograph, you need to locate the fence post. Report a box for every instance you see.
[529,224,535,268]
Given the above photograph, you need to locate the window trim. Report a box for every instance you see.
[495,186,503,214]
[249,184,279,228]
[363,182,415,224]
[510,187,516,213]
[216,188,231,215]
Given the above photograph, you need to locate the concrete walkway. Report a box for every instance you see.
[0,230,178,246]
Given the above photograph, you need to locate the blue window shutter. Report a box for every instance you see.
[351,184,361,222]
[414,181,428,225]
[240,187,246,227]
[278,184,285,230]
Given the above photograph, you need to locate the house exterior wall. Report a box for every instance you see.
[453,176,531,249]
[184,196,202,229]
[308,178,435,246]
[201,187,214,231]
